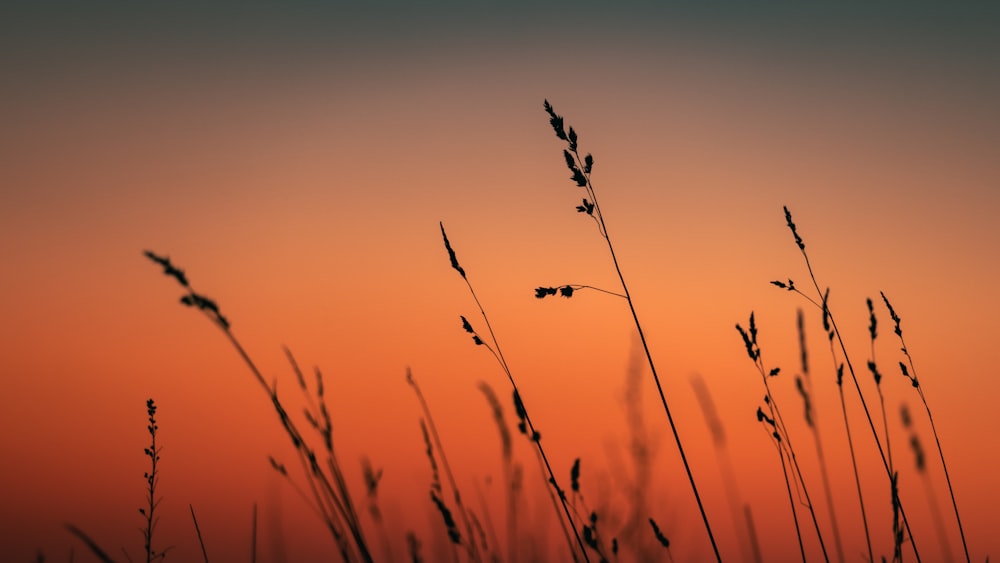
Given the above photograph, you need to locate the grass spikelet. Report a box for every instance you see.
[406,531,424,563]
[361,456,394,561]
[431,490,462,546]
[440,222,466,279]
[648,518,674,562]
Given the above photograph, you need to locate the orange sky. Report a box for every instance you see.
[2,3,999,562]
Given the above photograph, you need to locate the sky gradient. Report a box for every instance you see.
[2,2,999,561]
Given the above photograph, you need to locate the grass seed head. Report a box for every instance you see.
[439,222,466,279]
[783,206,805,250]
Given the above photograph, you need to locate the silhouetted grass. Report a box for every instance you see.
[440,221,587,562]
[144,250,373,562]
[66,399,173,563]
[87,103,985,563]
[737,312,830,562]
[536,100,722,562]
[883,292,971,563]
[189,504,209,563]
[773,207,925,561]
[407,369,481,562]
[691,374,763,563]
[793,308,846,563]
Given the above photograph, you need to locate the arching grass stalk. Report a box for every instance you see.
[772,208,921,561]
[881,292,970,563]
[538,99,722,562]
[439,223,588,563]
[143,250,372,563]
[737,313,830,563]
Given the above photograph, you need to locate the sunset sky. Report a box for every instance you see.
[2,2,999,561]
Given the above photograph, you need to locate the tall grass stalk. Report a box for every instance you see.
[866,298,901,560]
[538,99,721,562]
[881,292,970,563]
[773,208,922,560]
[691,375,763,563]
[144,250,372,563]
[476,381,517,563]
[140,398,165,563]
[795,308,846,562]
[439,222,589,562]
[68,399,172,563]
[770,411,807,563]
[737,313,830,562]
[811,290,877,562]
[901,404,953,562]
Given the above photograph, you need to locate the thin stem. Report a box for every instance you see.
[778,214,922,561]
[570,144,723,563]
[407,371,482,563]
[251,503,257,563]
[836,370,875,563]
[143,251,373,563]
[750,344,829,562]
[774,430,807,563]
[464,277,590,563]
[189,505,209,563]
[883,290,970,563]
